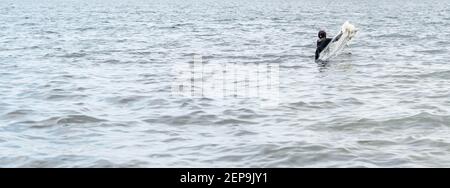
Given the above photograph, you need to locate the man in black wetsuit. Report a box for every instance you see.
[315,30,332,60]
[315,30,345,60]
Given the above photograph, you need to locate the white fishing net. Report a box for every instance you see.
[318,21,358,61]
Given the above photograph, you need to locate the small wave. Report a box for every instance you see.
[60,52,87,58]
[417,70,450,79]
[214,118,256,125]
[86,159,150,168]
[377,74,420,79]
[288,101,307,107]
[18,22,38,26]
[162,137,190,143]
[15,156,139,168]
[56,115,106,125]
[3,109,34,118]
[223,108,256,116]
[144,113,219,126]
[75,27,96,32]
[329,112,450,131]
[0,156,30,167]
[233,130,258,136]
[357,139,397,146]
[19,115,106,128]
[402,137,450,148]
[340,97,364,105]
[109,96,146,105]
[280,65,309,69]
[147,154,174,161]
[147,99,169,107]
[394,112,450,126]
[44,30,58,34]
[286,100,340,109]
[46,94,87,100]
[129,51,152,56]
[101,59,122,64]
[376,33,412,38]
[414,49,447,54]
[214,18,237,22]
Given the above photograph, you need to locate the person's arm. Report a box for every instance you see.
[332,32,343,42]
[315,40,321,60]
[315,49,320,60]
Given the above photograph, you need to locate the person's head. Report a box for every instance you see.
[318,30,326,39]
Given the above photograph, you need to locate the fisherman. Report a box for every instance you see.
[315,30,333,60]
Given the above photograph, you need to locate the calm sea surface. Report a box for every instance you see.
[1,0,450,167]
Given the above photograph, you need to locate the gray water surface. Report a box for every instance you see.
[1,0,450,167]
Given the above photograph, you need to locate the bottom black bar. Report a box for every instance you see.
[0,168,445,187]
